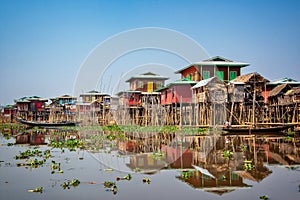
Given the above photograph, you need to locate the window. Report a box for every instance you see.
[194,72,198,81]
[230,71,237,80]
[216,71,224,81]
[203,71,210,79]
[156,81,162,89]
[138,81,143,88]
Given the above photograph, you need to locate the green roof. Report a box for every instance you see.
[126,72,169,82]
[175,56,249,74]
[15,96,48,103]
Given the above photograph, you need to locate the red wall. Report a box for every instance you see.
[180,65,242,82]
[180,66,199,80]
[160,84,194,105]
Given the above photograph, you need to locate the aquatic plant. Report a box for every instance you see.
[180,170,193,179]
[116,174,132,181]
[152,151,165,160]
[15,149,43,159]
[142,178,151,184]
[104,181,115,188]
[106,134,116,141]
[51,160,63,174]
[259,195,269,200]
[241,145,248,151]
[27,187,43,193]
[17,158,45,168]
[7,143,14,146]
[243,160,255,171]
[223,150,233,159]
[48,139,85,151]
[61,179,80,189]
[134,168,141,173]
[284,135,293,142]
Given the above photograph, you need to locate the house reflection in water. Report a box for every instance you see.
[177,170,251,195]
[126,153,167,173]
[15,131,46,145]
[118,133,299,194]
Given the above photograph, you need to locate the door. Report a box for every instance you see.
[147,82,153,92]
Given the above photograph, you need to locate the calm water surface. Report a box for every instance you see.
[0,128,299,200]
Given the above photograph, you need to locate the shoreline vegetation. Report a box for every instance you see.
[0,123,211,135]
[0,123,298,137]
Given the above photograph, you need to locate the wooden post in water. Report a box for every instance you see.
[179,96,182,129]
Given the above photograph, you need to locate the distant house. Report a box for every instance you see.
[227,82,245,103]
[231,72,269,104]
[191,76,227,104]
[175,56,249,83]
[191,77,227,126]
[50,95,77,115]
[126,72,168,93]
[263,77,300,103]
[15,96,48,121]
[285,87,300,103]
[78,90,111,113]
[117,91,142,107]
[155,78,197,105]
[79,90,110,103]
[2,105,16,123]
[268,83,292,105]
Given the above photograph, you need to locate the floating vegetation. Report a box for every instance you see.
[180,170,193,179]
[51,161,63,174]
[15,149,43,159]
[61,179,80,189]
[152,151,165,160]
[240,144,248,151]
[222,150,233,159]
[106,134,116,141]
[7,143,14,146]
[17,158,45,168]
[48,139,85,151]
[142,178,151,184]
[103,181,118,195]
[27,187,43,193]
[259,195,269,200]
[284,135,293,142]
[243,160,255,171]
[116,174,132,181]
[134,168,141,173]
[102,125,123,133]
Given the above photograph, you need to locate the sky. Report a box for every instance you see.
[0,0,299,105]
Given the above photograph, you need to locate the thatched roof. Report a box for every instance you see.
[285,87,300,96]
[231,72,269,84]
[268,83,291,97]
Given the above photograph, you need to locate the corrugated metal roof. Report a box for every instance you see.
[191,76,224,89]
[268,77,300,85]
[126,72,169,82]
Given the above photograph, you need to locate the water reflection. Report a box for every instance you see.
[15,131,46,145]
[1,126,299,198]
[96,132,299,194]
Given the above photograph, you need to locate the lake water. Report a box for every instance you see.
[0,127,299,200]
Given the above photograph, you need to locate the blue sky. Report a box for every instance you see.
[1,0,299,105]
